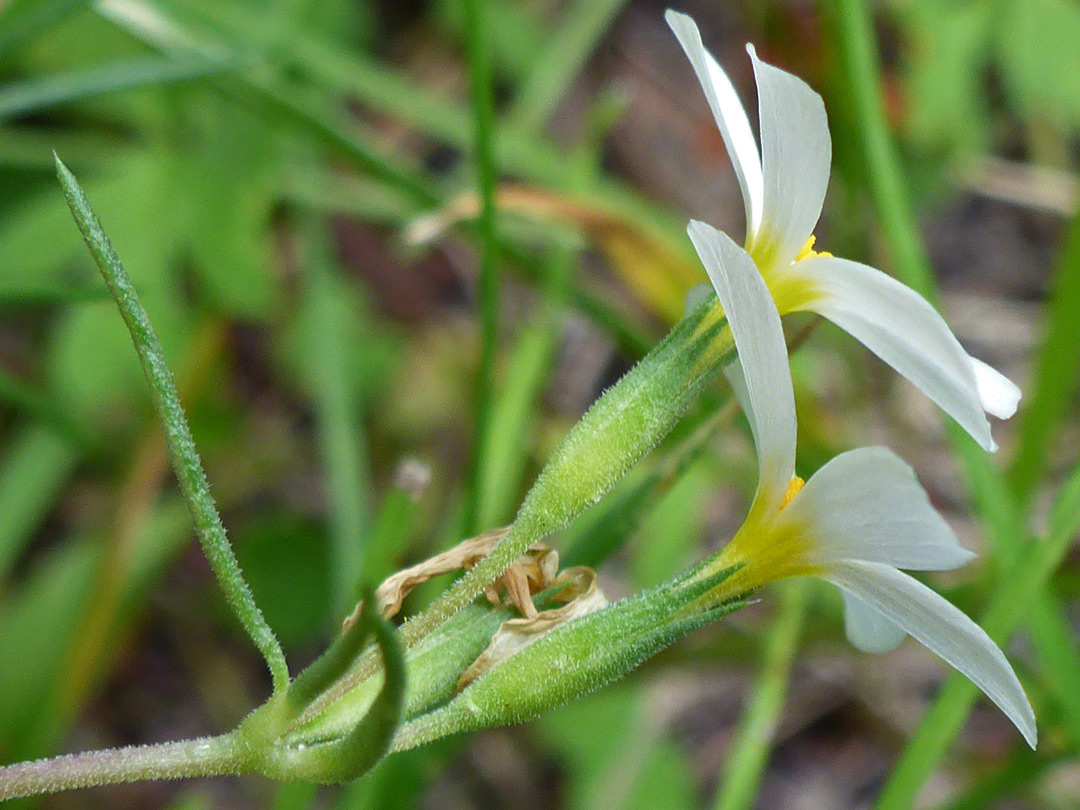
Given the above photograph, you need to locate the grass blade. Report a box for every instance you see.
[297,220,374,615]
[711,580,809,810]
[0,0,87,55]
[1007,211,1080,499]
[0,424,80,584]
[459,0,501,538]
[0,54,238,121]
[507,0,630,133]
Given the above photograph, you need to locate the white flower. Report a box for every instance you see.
[665,10,1020,452]
[688,219,1036,748]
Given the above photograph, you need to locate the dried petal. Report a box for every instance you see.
[458,567,608,689]
[343,529,562,632]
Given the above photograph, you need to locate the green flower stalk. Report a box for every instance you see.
[390,565,748,752]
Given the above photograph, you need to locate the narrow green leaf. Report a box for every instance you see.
[1025,594,1080,744]
[295,221,375,615]
[1008,211,1080,499]
[1048,455,1080,538]
[459,0,501,538]
[0,0,87,55]
[507,0,630,133]
[435,0,546,80]
[0,55,237,121]
[476,325,552,528]
[476,243,573,530]
[0,424,79,584]
[0,367,93,449]
[54,155,289,692]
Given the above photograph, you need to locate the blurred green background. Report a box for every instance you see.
[1,0,1078,807]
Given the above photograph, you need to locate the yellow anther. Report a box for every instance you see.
[795,235,832,262]
[780,476,805,509]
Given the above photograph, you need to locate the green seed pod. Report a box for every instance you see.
[393,565,747,749]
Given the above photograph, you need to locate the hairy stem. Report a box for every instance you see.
[0,734,248,801]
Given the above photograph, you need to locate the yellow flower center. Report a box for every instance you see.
[794,235,832,262]
[780,476,805,509]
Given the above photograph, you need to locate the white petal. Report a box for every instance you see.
[779,447,975,571]
[790,255,999,451]
[842,591,907,654]
[823,561,1037,748]
[970,357,1021,419]
[688,220,795,510]
[748,46,831,270]
[665,11,763,235]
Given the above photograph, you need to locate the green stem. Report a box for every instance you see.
[712,580,809,810]
[0,734,247,801]
[54,156,289,693]
[461,0,501,538]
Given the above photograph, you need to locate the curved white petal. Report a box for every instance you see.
[780,447,975,571]
[842,590,907,654]
[688,219,795,511]
[666,11,763,235]
[823,561,1037,748]
[970,357,1021,419]
[790,255,1000,451]
[748,46,831,270]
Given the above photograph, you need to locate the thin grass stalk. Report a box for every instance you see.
[460,0,502,538]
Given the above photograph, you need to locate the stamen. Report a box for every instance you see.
[780,476,805,509]
[794,235,832,262]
